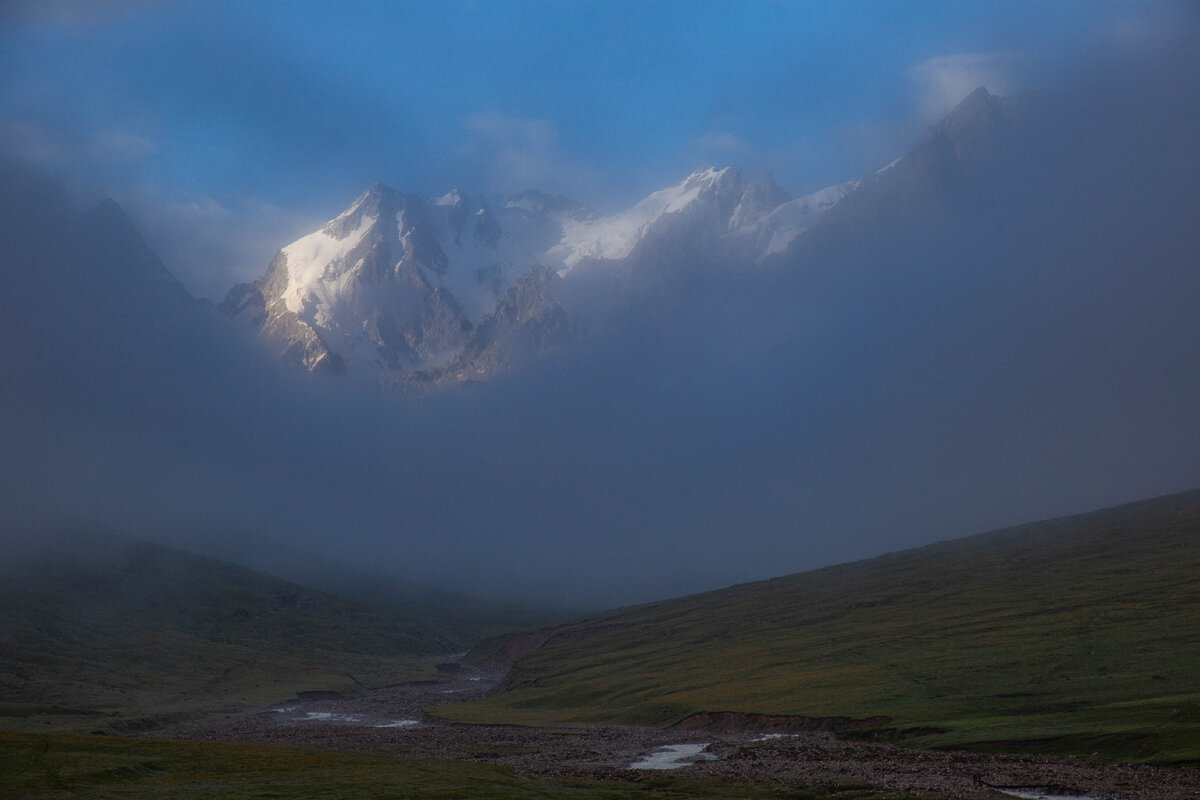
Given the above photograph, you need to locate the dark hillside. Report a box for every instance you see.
[438,489,1200,764]
[0,527,456,732]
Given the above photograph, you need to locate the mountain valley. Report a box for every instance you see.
[3,38,1200,797]
[4,491,1200,799]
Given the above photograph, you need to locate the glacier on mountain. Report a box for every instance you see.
[223,163,860,383]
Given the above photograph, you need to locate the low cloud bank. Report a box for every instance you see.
[3,35,1199,608]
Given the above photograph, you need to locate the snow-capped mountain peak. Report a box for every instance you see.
[632,165,746,222]
[727,178,862,261]
[225,164,860,380]
[551,165,756,273]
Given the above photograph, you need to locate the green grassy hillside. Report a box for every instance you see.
[436,490,1200,764]
[0,527,454,733]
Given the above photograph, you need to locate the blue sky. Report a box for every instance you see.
[0,0,1178,298]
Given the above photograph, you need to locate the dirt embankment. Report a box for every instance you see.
[672,710,891,734]
[468,621,630,677]
[468,627,560,671]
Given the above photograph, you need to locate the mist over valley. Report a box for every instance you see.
[2,3,1200,797]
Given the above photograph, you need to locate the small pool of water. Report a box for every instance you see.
[629,743,715,770]
[271,707,419,728]
[997,789,1101,800]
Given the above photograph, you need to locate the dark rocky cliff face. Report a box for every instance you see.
[407,265,572,386]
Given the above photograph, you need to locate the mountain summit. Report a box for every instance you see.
[222,166,852,381]
[220,88,1070,384]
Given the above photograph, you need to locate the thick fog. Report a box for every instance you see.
[3,33,1199,610]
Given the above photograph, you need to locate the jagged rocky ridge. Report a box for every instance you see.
[220,87,1036,388]
[220,160,869,385]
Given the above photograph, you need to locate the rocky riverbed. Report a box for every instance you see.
[149,665,1200,800]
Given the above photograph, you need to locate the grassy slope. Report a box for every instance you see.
[0,529,454,733]
[0,732,941,800]
[437,490,1200,764]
